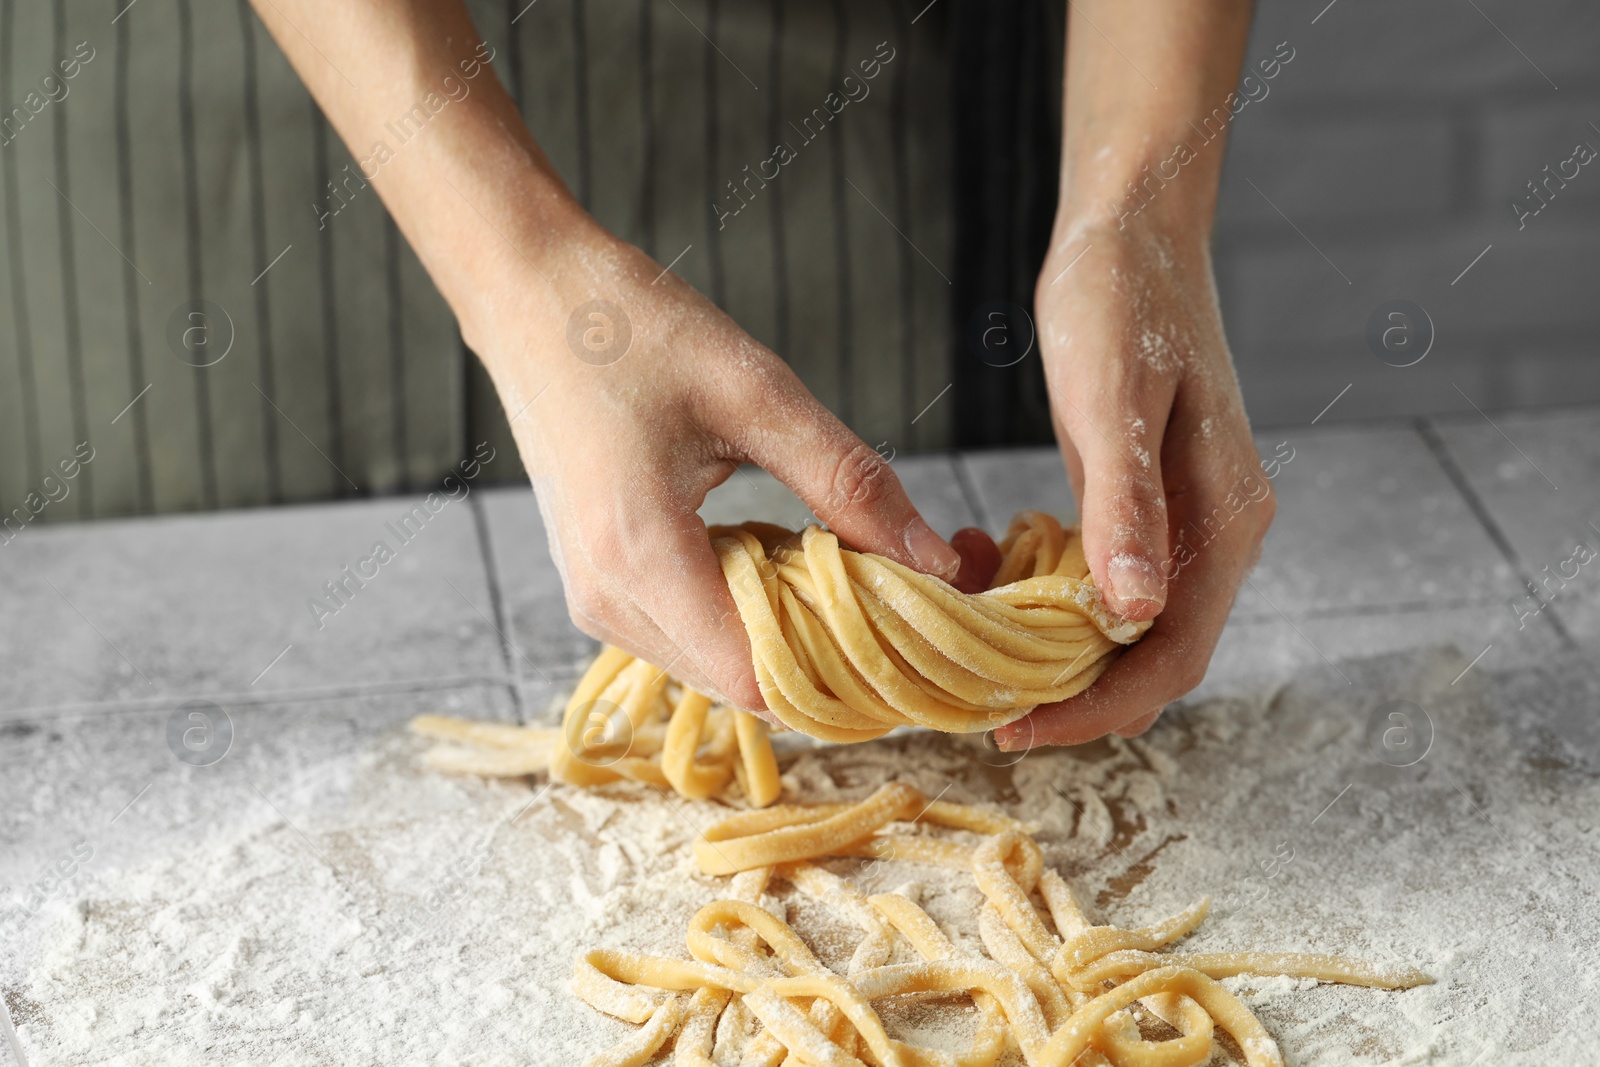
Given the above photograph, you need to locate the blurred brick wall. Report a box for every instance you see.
[1212,0,1600,428]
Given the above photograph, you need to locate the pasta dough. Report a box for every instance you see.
[571,784,1431,1067]
[411,511,1144,809]
[713,512,1148,741]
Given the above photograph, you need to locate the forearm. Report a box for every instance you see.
[248,0,585,357]
[1056,0,1256,243]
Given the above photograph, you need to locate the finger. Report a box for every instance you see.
[565,577,746,708]
[997,637,1187,749]
[627,509,770,715]
[950,527,1002,593]
[994,494,1247,750]
[1055,392,1173,621]
[737,397,961,581]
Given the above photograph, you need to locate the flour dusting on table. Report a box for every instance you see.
[6,648,1597,1065]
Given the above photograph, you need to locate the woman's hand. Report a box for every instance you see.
[247,0,961,714]
[984,0,1262,750]
[995,216,1274,750]
[468,212,962,713]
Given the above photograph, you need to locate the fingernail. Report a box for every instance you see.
[1108,553,1167,610]
[991,722,1025,753]
[905,519,962,580]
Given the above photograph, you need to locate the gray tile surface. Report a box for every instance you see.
[477,487,600,693]
[2,413,1594,1067]
[699,454,980,537]
[957,447,1077,534]
[1201,602,1563,703]
[1431,404,1600,642]
[0,684,516,890]
[1,495,505,715]
[1237,423,1520,620]
[698,466,819,530]
[956,429,1522,631]
[888,453,982,536]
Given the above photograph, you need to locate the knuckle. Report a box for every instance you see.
[1096,476,1167,543]
[719,350,792,412]
[1230,465,1278,536]
[826,442,895,515]
[700,651,760,707]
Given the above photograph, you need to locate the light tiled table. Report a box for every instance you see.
[1,407,1593,1065]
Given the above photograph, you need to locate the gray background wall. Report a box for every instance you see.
[1214,0,1600,428]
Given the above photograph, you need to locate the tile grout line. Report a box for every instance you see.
[951,452,995,533]
[468,492,526,722]
[1413,417,1577,650]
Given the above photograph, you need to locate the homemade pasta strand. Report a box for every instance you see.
[409,653,784,808]
[571,785,1429,1067]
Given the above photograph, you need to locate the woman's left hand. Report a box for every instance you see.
[994,215,1276,750]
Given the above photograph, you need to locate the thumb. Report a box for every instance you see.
[1068,406,1171,620]
[742,405,961,580]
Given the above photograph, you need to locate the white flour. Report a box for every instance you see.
[7,647,1598,1065]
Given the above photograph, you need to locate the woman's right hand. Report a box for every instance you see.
[465,211,962,713]
[247,0,961,714]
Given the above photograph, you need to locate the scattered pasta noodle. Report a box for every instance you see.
[410,512,1146,808]
[571,783,1431,1067]
[410,646,785,808]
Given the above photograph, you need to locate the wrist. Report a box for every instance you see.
[1039,208,1212,301]
[444,178,658,417]
[1054,130,1225,249]
[418,148,608,371]
[1055,182,1217,254]
[445,182,599,358]
[365,82,600,362]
